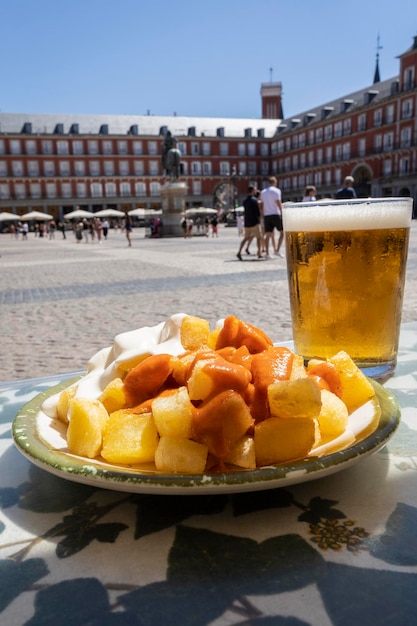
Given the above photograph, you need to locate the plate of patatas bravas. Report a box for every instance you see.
[13,314,400,494]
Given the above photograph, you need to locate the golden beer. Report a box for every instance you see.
[283,198,412,378]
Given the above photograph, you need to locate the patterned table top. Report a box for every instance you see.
[1,326,417,625]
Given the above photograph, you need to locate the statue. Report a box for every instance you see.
[162,130,181,180]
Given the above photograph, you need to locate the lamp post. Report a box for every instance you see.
[229,164,238,222]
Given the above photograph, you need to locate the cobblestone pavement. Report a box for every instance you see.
[2,222,417,381]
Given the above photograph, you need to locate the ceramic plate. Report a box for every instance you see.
[12,378,400,495]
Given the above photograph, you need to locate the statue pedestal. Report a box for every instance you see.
[160,182,187,237]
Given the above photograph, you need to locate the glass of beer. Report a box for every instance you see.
[283,197,412,379]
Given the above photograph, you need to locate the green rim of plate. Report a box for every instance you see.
[12,377,401,494]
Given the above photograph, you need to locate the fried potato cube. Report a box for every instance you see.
[289,354,308,380]
[254,417,317,465]
[57,384,77,424]
[318,389,349,437]
[207,327,221,349]
[152,386,194,439]
[329,351,375,413]
[224,435,256,469]
[180,315,211,351]
[193,390,253,459]
[123,353,173,407]
[215,315,273,353]
[267,377,322,419]
[99,378,126,414]
[155,436,208,474]
[187,353,251,402]
[101,411,159,464]
[67,398,109,458]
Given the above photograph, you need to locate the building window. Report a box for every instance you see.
[0,140,5,155]
[299,133,306,147]
[74,161,85,176]
[292,135,299,150]
[149,160,159,176]
[102,140,113,155]
[181,161,188,175]
[403,67,415,90]
[105,182,116,197]
[134,160,144,175]
[202,142,211,156]
[292,155,298,169]
[77,182,87,197]
[373,109,382,127]
[260,143,269,156]
[399,157,410,174]
[89,161,100,176]
[237,162,245,175]
[30,182,41,198]
[342,143,350,159]
[10,139,21,155]
[335,169,342,184]
[104,161,115,176]
[150,182,160,196]
[383,132,394,151]
[61,182,72,198]
[147,141,157,155]
[120,182,130,196]
[325,170,332,185]
[334,122,342,138]
[59,161,70,176]
[192,180,202,195]
[88,140,99,155]
[73,140,83,155]
[220,161,229,176]
[57,140,69,155]
[385,104,395,123]
[308,130,314,145]
[248,161,257,176]
[299,174,305,188]
[44,161,55,176]
[42,140,53,155]
[326,146,332,163]
[12,161,24,176]
[46,182,56,198]
[178,142,186,155]
[374,134,382,151]
[315,171,322,186]
[316,148,323,165]
[402,98,413,119]
[202,162,212,175]
[358,138,366,157]
[285,138,291,151]
[0,183,10,198]
[220,142,229,156]
[358,114,367,131]
[0,161,7,176]
[383,159,392,176]
[343,119,351,135]
[277,140,284,153]
[238,143,246,156]
[119,160,129,176]
[191,142,199,155]
[316,127,323,143]
[191,161,201,175]
[261,161,269,175]
[308,151,314,166]
[135,182,146,196]
[133,141,143,155]
[300,153,306,168]
[335,145,342,161]
[14,183,25,199]
[117,140,128,155]
[25,140,37,155]
[400,127,411,148]
[26,161,38,176]
[91,182,103,197]
[324,125,332,140]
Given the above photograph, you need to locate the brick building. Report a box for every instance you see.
[0,36,416,221]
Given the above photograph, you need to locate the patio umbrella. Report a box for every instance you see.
[0,211,19,221]
[64,209,94,219]
[93,209,125,218]
[20,211,53,221]
[185,207,217,216]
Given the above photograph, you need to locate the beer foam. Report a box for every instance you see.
[283,198,412,232]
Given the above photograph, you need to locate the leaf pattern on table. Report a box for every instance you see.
[119,525,325,625]
[0,558,48,613]
[231,488,294,516]
[366,502,417,565]
[25,577,142,626]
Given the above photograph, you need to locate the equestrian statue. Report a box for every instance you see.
[162,131,182,180]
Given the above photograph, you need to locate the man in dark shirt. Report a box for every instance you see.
[237,185,263,260]
[335,176,357,199]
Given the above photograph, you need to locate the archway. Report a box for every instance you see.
[352,165,372,198]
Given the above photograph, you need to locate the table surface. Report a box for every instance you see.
[2,327,417,626]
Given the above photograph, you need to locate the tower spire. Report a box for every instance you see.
[374,34,382,83]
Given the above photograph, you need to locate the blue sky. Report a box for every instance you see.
[1,0,416,120]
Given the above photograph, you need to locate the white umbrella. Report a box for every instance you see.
[185,207,217,216]
[93,209,125,218]
[128,208,162,217]
[0,211,19,221]
[20,211,53,221]
[64,209,94,219]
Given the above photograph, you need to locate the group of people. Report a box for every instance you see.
[73,217,110,244]
[181,215,218,238]
[237,176,284,261]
